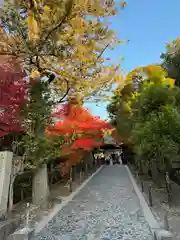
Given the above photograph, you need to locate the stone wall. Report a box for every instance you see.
[0,151,13,216]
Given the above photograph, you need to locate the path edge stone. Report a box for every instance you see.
[125,166,173,239]
[34,165,104,234]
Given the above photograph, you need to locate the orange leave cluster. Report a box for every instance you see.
[48,104,111,140]
[47,103,112,173]
[145,66,156,73]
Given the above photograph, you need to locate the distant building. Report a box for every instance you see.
[103,133,115,145]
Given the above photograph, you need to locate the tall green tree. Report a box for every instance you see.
[107,65,179,172]
[131,85,180,171]
[21,81,64,168]
[20,81,65,205]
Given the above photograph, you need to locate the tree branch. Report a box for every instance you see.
[37,0,73,52]
[97,42,111,60]
[57,79,70,103]
[0,52,18,56]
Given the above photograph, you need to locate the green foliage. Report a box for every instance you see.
[132,84,176,120]
[22,81,53,135]
[116,110,133,143]
[21,81,64,168]
[106,94,121,125]
[107,64,180,171]
[132,85,180,169]
[132,105,180,169]
[161,38,180,87]
[21,134,65,168]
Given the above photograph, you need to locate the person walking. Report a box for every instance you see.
[111,153,115,165]
[116,151,121,164]
[105,154,110,165]
[118,151,122,164]
[121,150,127,165]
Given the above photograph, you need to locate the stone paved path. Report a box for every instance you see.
[32,166,153,239]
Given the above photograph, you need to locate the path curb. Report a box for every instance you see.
[7,227,34,240]
[34,166,104,234]
[126,166,173,239]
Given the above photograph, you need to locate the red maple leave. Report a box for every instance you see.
[71,138,103,150]
[47,103,114,174]
[0,57,28,137]
[47,103,112,152]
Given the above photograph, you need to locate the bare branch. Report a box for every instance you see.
[57,79,70,103]
[97,42,111,60]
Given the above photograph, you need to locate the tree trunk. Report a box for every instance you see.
[148,161,152,178]
[86,152,93,171]
[32,164,49,206]
[152,164,160,185]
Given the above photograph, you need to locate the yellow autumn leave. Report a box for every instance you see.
[102,128,113,135]
[30,69,41,80]
[0,0,123,102]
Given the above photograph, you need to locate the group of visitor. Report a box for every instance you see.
[93,149,127,165]
[104,151,126,165]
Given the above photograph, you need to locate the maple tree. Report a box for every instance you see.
[0,56,27,137]
[0,0,122,103]
[0,55,63,165]
[47,103,112,151]
[46,99,112,173]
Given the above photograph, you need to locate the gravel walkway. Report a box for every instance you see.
[32,166,153,240]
